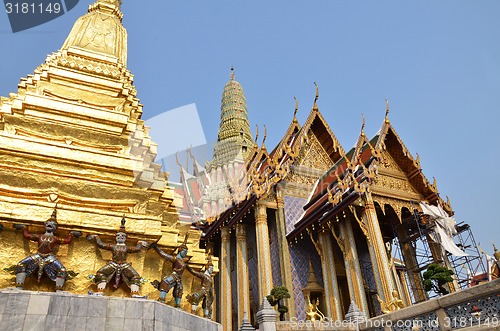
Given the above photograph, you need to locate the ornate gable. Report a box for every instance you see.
[297,131,334,172]
[371,150,422,203]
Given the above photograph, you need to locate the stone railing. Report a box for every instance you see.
[274,278,500,331]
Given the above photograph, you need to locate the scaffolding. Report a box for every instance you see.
[390,207,486,303]
[449,222,487,289]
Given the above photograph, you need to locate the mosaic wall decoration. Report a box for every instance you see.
[289,238,324,321]
[230,238,238,317]
[269,213,283,287]
[247,225,260,310]
[359,250,377,292]
[284,195,307,234]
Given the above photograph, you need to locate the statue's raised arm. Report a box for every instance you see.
[87,218,147,297]
[151,234,189,307]
[14,208,80,291]
[186,254,214,318]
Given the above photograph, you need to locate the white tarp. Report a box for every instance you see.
[479,246,497,281]
[420,202,468,257]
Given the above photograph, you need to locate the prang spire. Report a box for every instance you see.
[212,67,253,165]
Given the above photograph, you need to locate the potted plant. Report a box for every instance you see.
[423,263,454,295]
[266,286,291,321]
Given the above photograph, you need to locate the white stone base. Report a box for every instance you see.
[0,288,222,331]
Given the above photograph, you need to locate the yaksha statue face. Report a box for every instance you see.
[180,248,188,258]
[45,220,57,233]
[116,232,126,244]
[207,265,214,274]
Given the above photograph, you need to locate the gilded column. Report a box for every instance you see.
[360,215,385,301]
[362,193,395,303]
[236,224,251,327]
[398,270,412,306]
[220,226,232,331]
[255,204,273,304]
[275,187,296,319]
[339,218,369,314]
[317,230,342,320]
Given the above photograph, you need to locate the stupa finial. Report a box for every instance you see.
[90,0,123,17]
[230,66,235,81]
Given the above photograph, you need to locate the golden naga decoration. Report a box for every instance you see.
[327,186,343,205]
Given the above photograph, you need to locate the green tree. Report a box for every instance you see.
[266,286,291,321]
[423,263,454,295]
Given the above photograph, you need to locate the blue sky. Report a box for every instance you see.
[1,1,499,254]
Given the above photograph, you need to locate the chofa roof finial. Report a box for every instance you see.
[313,82,319,111]
[293,96,299,123]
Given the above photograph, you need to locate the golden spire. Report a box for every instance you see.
[61,0,127,65]
[313,82,319,111]
[293,97,299,123]
[213,68,253,164]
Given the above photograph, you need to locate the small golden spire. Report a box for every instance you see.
[313,82,319,111]
[175,152,181,167]
[186,146,191,172]
[361,114,366,135]
[293,97,299,123]
[262,125,267,148]
[90,0,123,17]
[254,125,259,145]
[230,66,235,81]
[385,99,390,120]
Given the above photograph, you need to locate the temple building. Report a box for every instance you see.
[0,0,211,303]
[176,74,485,330]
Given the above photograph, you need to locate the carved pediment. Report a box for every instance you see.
[297,132,334,173]
[372,151,422,201]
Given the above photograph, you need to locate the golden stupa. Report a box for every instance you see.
[0,0,213,308]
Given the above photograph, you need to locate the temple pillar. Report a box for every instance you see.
[220,226,232,331]
[255,204,273,304]
[317,230,342,320]
[339,218,369,314]
[275,187,296,319]
[396,268,412,306]
[236,224,251,327]
[362,193,395,303]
